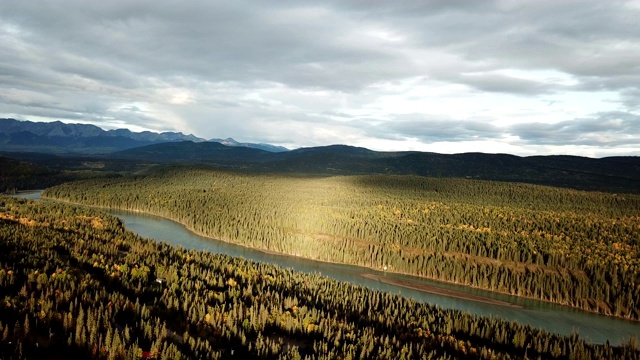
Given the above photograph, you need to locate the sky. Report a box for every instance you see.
[1,1,639,157]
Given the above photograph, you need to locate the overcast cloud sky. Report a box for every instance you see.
[1,0,639,157]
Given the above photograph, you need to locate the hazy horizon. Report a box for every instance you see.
[7,117,640,159]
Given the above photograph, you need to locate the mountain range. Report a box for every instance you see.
[1,118,639,194]
[209,137,289,153]
[0,118,287,153]
[110,142,640,193]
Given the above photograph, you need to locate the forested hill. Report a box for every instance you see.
[112,142,640,193]
[0,156,122,193]
[44,169,640,320]
[3,196,638,359]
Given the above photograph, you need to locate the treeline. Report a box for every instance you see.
[0,155,119,194]
[0,156,57,193]
[43,167,640,320]
[1,196,638,359]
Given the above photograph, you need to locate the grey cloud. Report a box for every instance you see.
[456,73,557,95]
[0,0,639,155]
[511,112,640,146]
[362,114,503,142]
[49,56,141,89]
[620,88,640,109]
[3,1,638,95]
[351,1,640,97]
[577,75,640,95]
[2,1,416,91]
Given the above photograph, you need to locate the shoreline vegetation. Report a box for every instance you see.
[42,193,523,309]
[42,193,613,320]
[20,190,527,310]
[39,190,640,324]
[3,195,639,359]
[360,273,523,309]
[41,168,640,322]
[17,191,534,312]
[35,195,578,313]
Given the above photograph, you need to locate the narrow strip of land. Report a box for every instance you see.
[361,273,523,308]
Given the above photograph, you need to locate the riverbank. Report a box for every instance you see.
[36,192,640,323]
[9,191,636,344]
[361,273,523,308]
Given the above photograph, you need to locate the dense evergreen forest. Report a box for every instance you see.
[0,155,122,193]
[43,167,640,321]
[1,196,639,359]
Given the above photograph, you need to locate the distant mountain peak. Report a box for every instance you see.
[209,137,288,153]
[0,118,290,154]
[215,138,241,146]
[0,118,205,154]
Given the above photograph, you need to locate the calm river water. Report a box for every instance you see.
[14,190,640,345]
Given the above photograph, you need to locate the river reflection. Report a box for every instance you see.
[13,190,640,345]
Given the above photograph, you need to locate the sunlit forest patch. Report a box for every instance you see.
[1,196,639,359]
[43,167,640,320]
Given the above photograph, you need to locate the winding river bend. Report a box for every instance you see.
[16,190,640,345]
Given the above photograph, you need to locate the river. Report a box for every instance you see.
[13,190,640,345]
